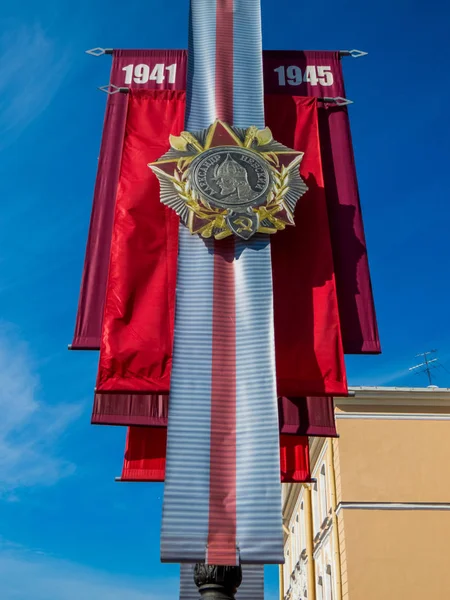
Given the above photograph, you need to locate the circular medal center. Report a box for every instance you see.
[191,147,271,210]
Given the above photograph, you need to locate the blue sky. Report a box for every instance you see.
[0,0,449,597]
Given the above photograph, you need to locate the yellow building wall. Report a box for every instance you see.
[337,511,348,600]
[342,509,450,599]
[335,417,450,503]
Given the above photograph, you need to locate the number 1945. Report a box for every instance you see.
[274,65,333,87]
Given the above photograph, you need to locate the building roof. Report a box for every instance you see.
[340,385,450,406]
[349,385,450,393]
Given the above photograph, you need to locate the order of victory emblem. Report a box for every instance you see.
[149,120,308,240]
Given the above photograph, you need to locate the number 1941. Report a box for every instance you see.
[122,63,177,85]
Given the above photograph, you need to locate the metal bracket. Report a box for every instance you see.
[98,83,129,95]
[349,49,368,58]
[85,47,113,56]
[339,49,368,58]
[89,47,367,59]
[321,96,354,106]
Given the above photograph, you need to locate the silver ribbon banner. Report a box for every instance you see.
[161,0,283,564]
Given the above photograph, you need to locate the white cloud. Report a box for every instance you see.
[0,541,177,600]
[0,324,81,497]
[0,21,69,149]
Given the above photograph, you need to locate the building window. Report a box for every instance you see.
[317,575,324,600]
[284,547,290,592]
[300,502,306,553]
[326,565,334,600]
[312,481,320,536]
[291,523,298,566]
[319,464,328,524]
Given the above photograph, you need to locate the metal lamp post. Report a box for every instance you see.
[194,564,243,600]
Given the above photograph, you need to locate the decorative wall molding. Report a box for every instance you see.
[336,413,450,421]
[336,502,450,515]
[341,386,450,406]
[310,438,328,478]
[313,517,333,558]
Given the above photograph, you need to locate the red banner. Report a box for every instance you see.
[278,396,338,437]
[265,51,379,354]
[122,426,167,482]
[269,96,346,396]
[279,435,311,483]
[96,90,184,394]
[73,50,186,349]
[92,393,169,426]
[121,426,310,484]
[92,393,338,437]
[73,49,379,355]
[96,91,347,397]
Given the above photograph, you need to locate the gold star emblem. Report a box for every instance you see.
[149,120,307,240]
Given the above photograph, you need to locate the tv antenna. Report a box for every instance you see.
[409,350,440,385]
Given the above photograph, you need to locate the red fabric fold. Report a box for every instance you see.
[73,50,379,355]
[96,90,185,394]
[264,51,380,354]
[92,393,338,437]
[91,393,169,426]
[121,426,167,482]
[278,396,337,437]
[73,50,187,350]
[268,96,347,396]
[96,92,347,397]
[71,50,381,354]
[121,426,310,484]
[72,92,129,348]
[279,435,310,483]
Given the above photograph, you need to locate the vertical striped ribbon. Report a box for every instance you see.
[161,0,283,565]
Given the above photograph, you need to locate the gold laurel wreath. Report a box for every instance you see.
[170,158,296,239]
